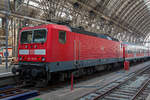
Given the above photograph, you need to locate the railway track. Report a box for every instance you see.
[0,86,39,100]
[0,62,146,99]
[79,65,150,100]
[134,79,150,100]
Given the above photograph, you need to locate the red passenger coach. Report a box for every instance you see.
[12,23,149,85]
[122,42,149,61]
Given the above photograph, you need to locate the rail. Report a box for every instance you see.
[0,86,39,100]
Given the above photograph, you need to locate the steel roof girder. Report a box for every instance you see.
[119,0,140,22]
[126,2,148,24]
[133,10,149,28]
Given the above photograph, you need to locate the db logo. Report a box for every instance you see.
[29,50,34,55]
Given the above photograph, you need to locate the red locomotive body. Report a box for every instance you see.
[18,24,123,71]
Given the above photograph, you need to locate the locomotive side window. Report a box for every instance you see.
[59,31,66,44]
[21,31,32,44]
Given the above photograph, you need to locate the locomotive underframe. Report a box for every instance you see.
[15,62,50,85]
[15,58,123,84]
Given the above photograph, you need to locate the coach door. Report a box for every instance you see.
[123,45,126,59]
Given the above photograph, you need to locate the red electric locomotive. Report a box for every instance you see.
[12,23,150,85]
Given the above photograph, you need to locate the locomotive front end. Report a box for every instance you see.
[12,27,49,85]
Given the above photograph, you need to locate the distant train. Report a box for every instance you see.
[12,24,150,85]
[0,47,12,57]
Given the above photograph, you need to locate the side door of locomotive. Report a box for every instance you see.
[57,29,77,70]
[73,32,80,67]
[58,30,74,61]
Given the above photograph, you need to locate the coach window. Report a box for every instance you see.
[59,31,66,44]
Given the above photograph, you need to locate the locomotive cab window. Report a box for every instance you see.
[21,29,47,44]
[59,31,66,44]
[21,31,32,44]
[33,29,47,43]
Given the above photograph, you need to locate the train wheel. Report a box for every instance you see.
[59,73,65,81]
[106,65,112,71]
[35,72,50,87]
[35,79,48,88]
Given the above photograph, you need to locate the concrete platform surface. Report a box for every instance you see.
[0,63,13,78]
[147,94,150,100]
[29,61,150,100]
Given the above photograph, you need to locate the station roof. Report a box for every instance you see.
[0,0,150,44]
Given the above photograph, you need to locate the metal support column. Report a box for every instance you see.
[5,0,10,69]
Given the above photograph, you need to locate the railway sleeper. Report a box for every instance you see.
[109,93,132,99]
[104,96,128,100]
[112,91,134,96]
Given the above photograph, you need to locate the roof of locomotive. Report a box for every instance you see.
[21,24,71,31]
[21,24,119,42]
[70,27,119,42]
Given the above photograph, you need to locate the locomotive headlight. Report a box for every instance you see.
[41,57,45,61]
[25,45,28,48]
[34,45,37,48]
[19,56,22,60]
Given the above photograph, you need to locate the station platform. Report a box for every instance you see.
[29,61,150,100]
[0,63,13,78]
[0,63,16,87]
[147,95,150,100]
